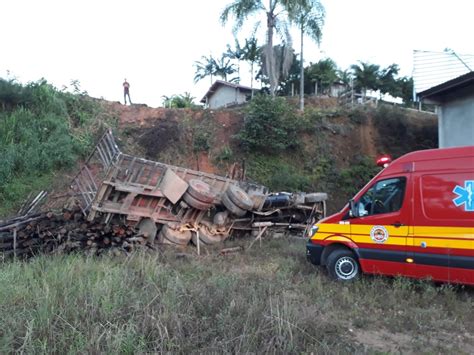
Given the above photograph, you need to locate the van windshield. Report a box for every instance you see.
[358,177,406,216]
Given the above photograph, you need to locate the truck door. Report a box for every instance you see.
[350,176,411,277]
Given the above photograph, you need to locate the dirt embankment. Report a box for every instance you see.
[105,99,389,173]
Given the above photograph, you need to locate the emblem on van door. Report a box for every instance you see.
[453,181,474,212]
[370,225,389,243]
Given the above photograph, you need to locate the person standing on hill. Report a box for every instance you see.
[123,79,132,105]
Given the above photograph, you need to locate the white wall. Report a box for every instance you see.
[439,96,474,148]
[208,86,248,109]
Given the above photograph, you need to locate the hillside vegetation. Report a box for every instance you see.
[0,79,117,216]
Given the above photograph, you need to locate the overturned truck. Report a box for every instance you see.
[71,130,327,247]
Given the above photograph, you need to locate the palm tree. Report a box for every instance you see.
[242,36,260,95]
[337,68,353,87]
[221,0,294,96]
[351,61,380,99]
[194,55,217,84]
[225,38,245,82]
[287,0,325,110]
[378,63,399,97]
[214,55,237,81]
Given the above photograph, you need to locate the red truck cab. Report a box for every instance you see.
[307,145,474,285]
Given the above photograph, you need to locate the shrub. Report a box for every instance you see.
[373,105,437,157]
[0,78,105,216]
[237,95,299,153]
[337,155,381,197]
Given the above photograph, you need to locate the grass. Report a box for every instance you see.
[0,237,472,353]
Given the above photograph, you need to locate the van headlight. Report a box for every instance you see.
[307,225,319,238]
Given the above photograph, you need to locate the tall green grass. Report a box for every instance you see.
[0,78,107,216]
[0,238,472,353]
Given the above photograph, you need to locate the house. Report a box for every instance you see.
[200,80,255,109]
[418,71,474,148]
[329,81,347,97]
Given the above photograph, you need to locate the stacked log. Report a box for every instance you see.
[0,209,151,259]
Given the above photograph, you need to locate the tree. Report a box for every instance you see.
[305,58,338,95]
[161,92,198,108]
[337,68,353,86]
[214,55,238,81]
[225,38,245,82]
[287,0,325,110]
[397,76,414,106]
[274,47,300,96]
[378,63,400,97]
[351,61,380,98]
[194,55,217,84]
[242,36,260,95]
[221,0,294,96]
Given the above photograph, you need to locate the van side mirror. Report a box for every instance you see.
[349,199,359,218]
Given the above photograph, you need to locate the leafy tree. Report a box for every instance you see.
[397,76,414,106]
[351,61,380,98]
[287,0,325,110]
[221,0,295,96]
[305,58,338,95]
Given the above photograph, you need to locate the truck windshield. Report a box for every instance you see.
[358,177,406,216]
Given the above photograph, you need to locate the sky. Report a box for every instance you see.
[2,0,474,107]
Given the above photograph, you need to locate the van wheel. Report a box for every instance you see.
[326,249,360,281]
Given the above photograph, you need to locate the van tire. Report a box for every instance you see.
[326,249,360,281]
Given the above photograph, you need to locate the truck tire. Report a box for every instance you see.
[326,249,360,281]
[159,225,192,245]
[196,225,224,245]
[226,185,254,211]
[187,179,217,204]
[183,192,212,210]
[221,192,247,217]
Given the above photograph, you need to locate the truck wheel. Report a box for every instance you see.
[159,225,192,245]
[187,179,217,204]
[221,192,246,217]
[196,225,224,245]
[326,249,360,281]
[226,185,254,211]
[183,192,212,210]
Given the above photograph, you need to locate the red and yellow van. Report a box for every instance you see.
[306,145,474,285]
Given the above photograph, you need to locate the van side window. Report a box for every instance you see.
[357,177,406,216]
